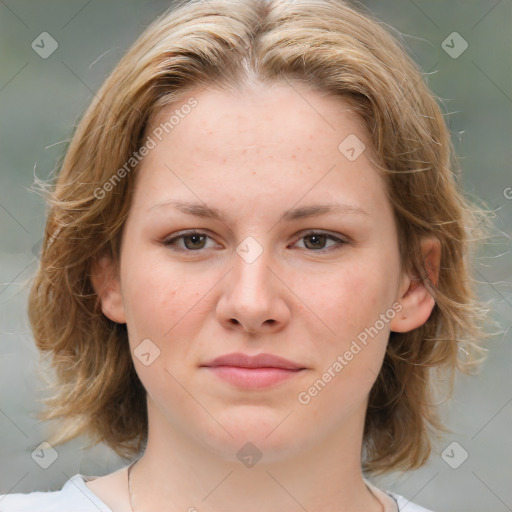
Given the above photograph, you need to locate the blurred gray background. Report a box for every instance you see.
[0,1,511,511]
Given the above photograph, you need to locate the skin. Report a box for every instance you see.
[89,81,440,512]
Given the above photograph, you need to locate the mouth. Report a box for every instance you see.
[200,352,307,389]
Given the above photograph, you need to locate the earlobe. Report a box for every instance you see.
[90,255,126,324]
[390,237,441,333]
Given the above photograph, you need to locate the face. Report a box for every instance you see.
[95,82,435,464]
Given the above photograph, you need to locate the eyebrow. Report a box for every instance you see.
[149,200,369,222]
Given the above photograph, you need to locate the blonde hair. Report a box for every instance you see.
[29,0,493,475]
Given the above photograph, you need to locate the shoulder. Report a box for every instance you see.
[364,478,435,512]
[0,474,113,512]
[389,491,436,512]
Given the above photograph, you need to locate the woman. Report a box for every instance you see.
[0,0,490,510]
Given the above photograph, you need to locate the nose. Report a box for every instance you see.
[216,244,291,335]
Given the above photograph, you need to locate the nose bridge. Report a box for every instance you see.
[232,236,275,302]
[218,234,289,332]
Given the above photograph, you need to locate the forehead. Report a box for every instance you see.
[149,81,367,153]
[135,82,388,218]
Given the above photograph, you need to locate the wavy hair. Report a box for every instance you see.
[28,0,494,475]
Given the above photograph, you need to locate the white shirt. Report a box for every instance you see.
[0,473,434,511]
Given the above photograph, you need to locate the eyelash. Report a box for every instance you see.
[162,230,348,253]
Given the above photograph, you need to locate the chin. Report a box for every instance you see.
[196,415,311,465]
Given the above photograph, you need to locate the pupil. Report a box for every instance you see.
[306,234,325,249]
[186,235,205,249]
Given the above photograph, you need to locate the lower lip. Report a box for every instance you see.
[203,366,304,389]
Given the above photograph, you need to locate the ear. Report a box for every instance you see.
[390,236,441,333]
[90,254,126,324]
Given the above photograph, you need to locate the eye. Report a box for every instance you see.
[163,231,218,251]
[163,230,348,253]
[292,231,348,252]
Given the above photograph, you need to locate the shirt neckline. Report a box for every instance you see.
[364,478,400,512]
[64,474,113,512]
[70,472,399,512]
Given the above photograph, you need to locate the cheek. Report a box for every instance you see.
[120,251,200,340]
[307,259,394,338]
[301,256,397,389]
[296,267,392,418]
[119,259,204,421]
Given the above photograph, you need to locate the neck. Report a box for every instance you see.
[128,399,383,512]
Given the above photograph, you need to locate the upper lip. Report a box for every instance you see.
[201,352,305,370]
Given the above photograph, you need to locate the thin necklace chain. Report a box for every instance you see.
[127,458,140,512]
[127,460,386,512]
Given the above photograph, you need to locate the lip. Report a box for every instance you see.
[200,352,306,389]
[203,352,305,370]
